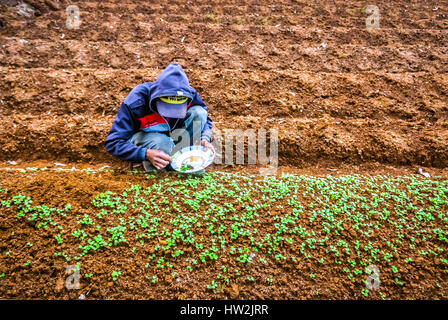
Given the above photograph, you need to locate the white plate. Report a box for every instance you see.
[170,145,215,173]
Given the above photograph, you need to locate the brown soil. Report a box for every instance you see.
[0,0,447,168]
[0,169,447,300]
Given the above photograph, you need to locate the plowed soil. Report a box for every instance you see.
[0,0,447,300]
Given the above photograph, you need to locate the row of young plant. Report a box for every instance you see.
[1,172,447,297]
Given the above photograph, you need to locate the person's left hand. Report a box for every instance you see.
[200,139,215,154]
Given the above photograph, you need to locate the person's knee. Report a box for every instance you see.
[132,132,174,155]
[187,105,208,122]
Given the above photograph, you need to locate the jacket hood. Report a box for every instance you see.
[149,63,193,111]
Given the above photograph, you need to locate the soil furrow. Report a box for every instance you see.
[0,114,447,167]
[1,38,447,73]
[2,1,446,22]
[2,22,448,45]
[1,2,447,38]
[1,67,447,122]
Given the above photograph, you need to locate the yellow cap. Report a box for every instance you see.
[160,96,189,104]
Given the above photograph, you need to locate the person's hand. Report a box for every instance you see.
[200,139,215,154]
[145,149,171,170]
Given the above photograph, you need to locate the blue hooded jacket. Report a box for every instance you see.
[105,63,213,162]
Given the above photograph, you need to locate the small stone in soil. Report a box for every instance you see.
[418,168,431,178]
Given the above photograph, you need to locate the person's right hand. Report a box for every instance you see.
[145,149,171,170]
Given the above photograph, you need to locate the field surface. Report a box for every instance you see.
[1,169,448,299]
[0,0,447,299]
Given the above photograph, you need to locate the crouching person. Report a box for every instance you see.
[105,63,214,171]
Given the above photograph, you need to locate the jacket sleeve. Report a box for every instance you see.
[190,88,213,142]
[105,102,147,162]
